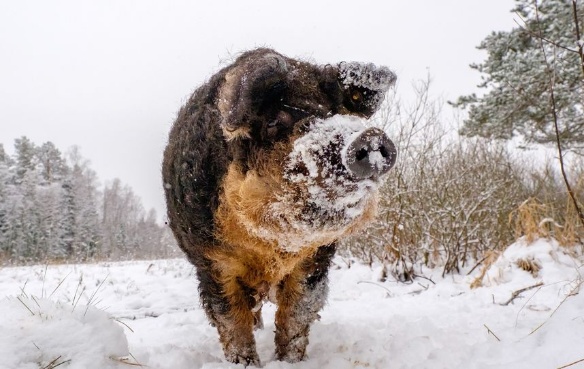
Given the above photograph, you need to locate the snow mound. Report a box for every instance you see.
[479,237,580,287]
[0,296,129,369]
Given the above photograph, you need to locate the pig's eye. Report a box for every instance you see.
[267,120,279,137]
[351,90,363,103]
[266,111,294,138]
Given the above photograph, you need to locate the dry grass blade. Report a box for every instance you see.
[357,281,393,296]
[510,198,549,243]
[110,355,144,367]
[40,356,71,369]
[515,258,541,277]
[72,274,86,310]
[509,196,582,247]
[558,357,584,369]
[49,271,71,299]
[16,296,35,316]
[114,318,135,333]
[483,324,501,341]
[84,273,109,316]
[470,250,500,289]
[31,295,41,309]
[19,279,30,298]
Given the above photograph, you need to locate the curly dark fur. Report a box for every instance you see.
[162,48,395,365]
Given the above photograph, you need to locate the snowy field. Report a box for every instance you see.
[1,238,583,369]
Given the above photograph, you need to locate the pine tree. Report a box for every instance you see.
[64,148,101,261]
[0,146,11,259]
[14,136,37,182]
[36,141,69,184]
[14,169,43,261]
[452,0,584,152]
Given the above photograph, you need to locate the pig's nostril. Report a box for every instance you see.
[356,148,368,161]
[379,145,390,158]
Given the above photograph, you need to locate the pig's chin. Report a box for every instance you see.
[288,174,380,227]
[261,182,379,253]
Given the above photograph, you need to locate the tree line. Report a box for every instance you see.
[0,137,178,265]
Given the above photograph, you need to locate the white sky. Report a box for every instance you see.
[0,0,517,221]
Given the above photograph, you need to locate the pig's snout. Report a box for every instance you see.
[344,128,397,180]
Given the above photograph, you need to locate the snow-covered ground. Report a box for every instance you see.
[1,238,583,369]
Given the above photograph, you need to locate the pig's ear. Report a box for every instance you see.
[337,62,397,117]
[217,52,289,140]
[337,62,396,92]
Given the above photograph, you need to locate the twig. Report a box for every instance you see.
[413,273,436,285]
[558,357,584,369]
[483,324,501,341]
[499,282,544,306]
[466,254,489,276]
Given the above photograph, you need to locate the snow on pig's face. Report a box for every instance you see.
[273,115,396,251]
[218,50,397,252]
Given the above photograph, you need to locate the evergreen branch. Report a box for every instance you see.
[513,16,579,54]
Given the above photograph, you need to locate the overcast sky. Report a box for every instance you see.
[0,0,517,221]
